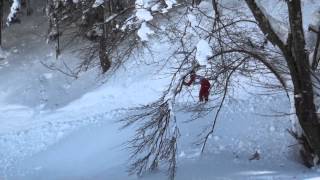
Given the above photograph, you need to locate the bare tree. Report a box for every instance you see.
[46,0,61,58]
[190,0,320,168]
[25,0,31,15]
[45,0,139,74]
[123,0,320,179]
[244,0,320,167]
[0,0,3,47]
[121,68,195,180]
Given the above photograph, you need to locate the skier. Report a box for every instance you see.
[184,70,211,102]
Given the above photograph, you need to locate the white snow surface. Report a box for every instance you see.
[136,8,154,22]
[135,0,154,9]
[0,48,10,66]
[187,13,197,28]
[1,1,320,180]
[92,0,104,8]
[196,39,212,67]
[163,0,176,11]
[137,22,154,41]
[151,2,161,12]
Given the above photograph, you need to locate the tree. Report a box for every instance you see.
[25,0,31,15]
[44,0,138,74]
[244,0,320,167]
[0,0,3,47]
[46,0,60,58]
[2,0,31,46]
[123,0,320,179]
[202,0,320,168]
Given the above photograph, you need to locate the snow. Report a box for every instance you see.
[43,73,53,79]
[151,3,161,12]
[309,10,320,28]
[7,0,21,25]
[137,22,154,41]
[196,39,212,67]
[134,4,154,41]
[92,0,103,8]
[307,178,320,180]
[198,1,213,12]
[303,1,320,50]
[0,48,10,62]
[187,13,197,28]
[302,0,320,29]
[164,0,176,10]
[255,0,289,44]
[135,0,154,9]
[136,8,153,22]
[160,0,177,13]
[1,0,320,180]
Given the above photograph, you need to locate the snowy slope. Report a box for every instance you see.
[0,3,174,177]
[3,91,320,180]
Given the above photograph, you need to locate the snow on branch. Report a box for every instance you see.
[92,0,103,8]
[7,0,21,26]
[162,0,176,13]
[132,0,178,41]
[121,69,194,180]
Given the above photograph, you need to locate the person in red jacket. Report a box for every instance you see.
[184,71,211,102]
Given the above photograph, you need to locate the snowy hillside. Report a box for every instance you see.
[1,0,320,180]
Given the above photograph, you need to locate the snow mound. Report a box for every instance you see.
[138,22,154,41]
[162,0,176,13]
[196,39,212,67]
[0,48,10,59]
[136,8,153,22]
[92,0,103,8]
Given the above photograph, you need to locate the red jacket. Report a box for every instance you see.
[185,73,211,102]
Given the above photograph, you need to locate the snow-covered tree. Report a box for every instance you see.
[242,0,320,167]
[45,0,138,73]
[123,0,320,179]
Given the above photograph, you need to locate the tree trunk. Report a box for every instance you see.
[99,0,112,73]
[245,0,320,167]
[99,37,110,73]
[53,8,60,59]
[287,0,320,166]
[0,0,3,47]
[292,54,320,166]
[192,0,201,6]
[26,0,31,15]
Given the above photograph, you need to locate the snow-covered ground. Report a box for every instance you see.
[1,0,320,180]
